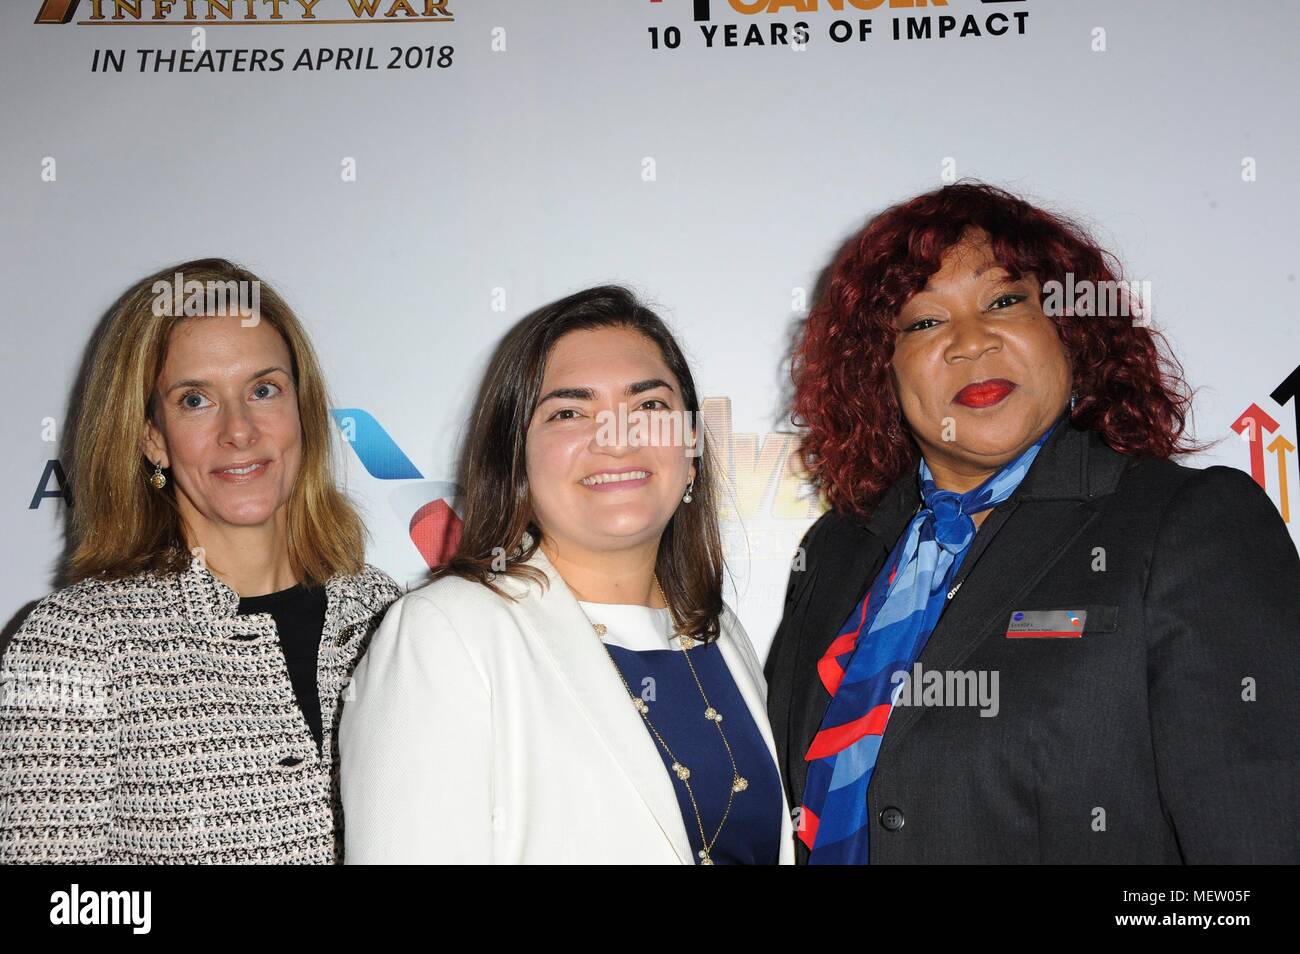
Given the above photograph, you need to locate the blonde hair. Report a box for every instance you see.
[67,258,366,585]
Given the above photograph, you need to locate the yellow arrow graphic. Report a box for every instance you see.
[1267,433,1296,523]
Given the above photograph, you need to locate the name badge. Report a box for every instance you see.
[1005,609,1086,638]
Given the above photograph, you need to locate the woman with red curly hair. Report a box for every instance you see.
[764,181,1300,865]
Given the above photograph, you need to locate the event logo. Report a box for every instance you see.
[688,0,952,18]
[648,0,1029,49]
[35,0,454,25]
[1234,361,1300,523]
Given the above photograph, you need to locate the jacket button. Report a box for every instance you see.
[879,807,905,831]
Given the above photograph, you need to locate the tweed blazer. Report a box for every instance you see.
[0,556,401,864]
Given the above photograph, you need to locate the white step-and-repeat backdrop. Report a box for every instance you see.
[3,0,1298,658]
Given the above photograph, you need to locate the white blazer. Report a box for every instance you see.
[338,543,795,864]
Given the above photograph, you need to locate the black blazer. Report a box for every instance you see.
[764,420,1300,863]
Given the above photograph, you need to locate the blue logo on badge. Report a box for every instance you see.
[1013,612,1024,621]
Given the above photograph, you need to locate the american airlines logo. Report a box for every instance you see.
[331,407,464,570]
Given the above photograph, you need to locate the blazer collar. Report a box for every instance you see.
[853,410,1103,543]
[178,553,374,640]
[179,552,238,622]
[495,535,751,865]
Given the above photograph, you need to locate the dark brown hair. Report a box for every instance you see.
[435,285,725,642]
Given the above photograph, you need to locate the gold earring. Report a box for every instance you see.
[149,462,167,490]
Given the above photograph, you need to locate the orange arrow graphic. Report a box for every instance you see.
[1267,434,1295,523]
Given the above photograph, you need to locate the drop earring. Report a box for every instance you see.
[683,481,694,504]
[1069,391,1078,413]
[149,462,167,490]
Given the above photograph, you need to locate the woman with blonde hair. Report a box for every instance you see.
[0,258,401,863]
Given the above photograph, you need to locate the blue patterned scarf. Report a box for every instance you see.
[800,417,1062,863]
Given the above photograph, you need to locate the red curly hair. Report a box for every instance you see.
[791,180,1199,517]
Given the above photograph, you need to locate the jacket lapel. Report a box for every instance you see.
[716,631,773,777]
[713,617,796,863]
[875,422,1127,759]
[782,480,916,808]
[783,422,1129,807]
[501,543,697,865]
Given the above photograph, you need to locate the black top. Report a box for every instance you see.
[237,583,328,756]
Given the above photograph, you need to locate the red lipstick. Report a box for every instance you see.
[953,379,1015,408]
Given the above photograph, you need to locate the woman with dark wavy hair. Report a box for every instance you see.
[764,181,1300,864]
[340,286,792,864]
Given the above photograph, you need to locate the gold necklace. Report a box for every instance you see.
[579,575,748,865]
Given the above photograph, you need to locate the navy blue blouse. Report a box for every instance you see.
[579,600,782,865]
